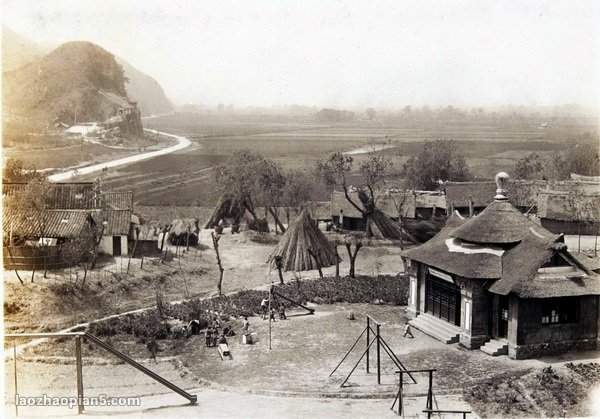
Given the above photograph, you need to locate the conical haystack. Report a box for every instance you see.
[204,196,246,228]
[269,208,338,272]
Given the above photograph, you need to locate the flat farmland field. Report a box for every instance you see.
[75,114,595,207]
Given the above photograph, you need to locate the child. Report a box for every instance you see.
[403,321,414,338]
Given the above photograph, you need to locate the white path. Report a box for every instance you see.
[344,143,396,155]
[47,129,191,182]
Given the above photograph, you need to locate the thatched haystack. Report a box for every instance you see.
[357,189,418,242]
[169,218,200,246]
[367,209,404,240]
[204,196,246,228]
[268,209,338,272]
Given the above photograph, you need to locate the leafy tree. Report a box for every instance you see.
[403,139,471,190]
[557,141,599,179]
[3,158,45,183]
[282,170,316,225]
[214,150,288,232]
[256,159,287,233]
[4,179,53,281]
[316,151,393,239]
[514,153,544,180]
[214,150,265,220]
[316,152,363,216]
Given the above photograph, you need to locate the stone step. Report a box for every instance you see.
[480,339,508,356]
[410,315,460,344]
[411,314,461,337]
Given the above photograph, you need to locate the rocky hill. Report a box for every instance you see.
[116,57,173,117]
[2,29,173,123]
[3,41,130,126]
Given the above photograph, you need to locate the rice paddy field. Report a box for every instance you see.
[64,114,597,206]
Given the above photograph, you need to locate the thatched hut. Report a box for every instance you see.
[402,172,600,359]
[268,209,338,272]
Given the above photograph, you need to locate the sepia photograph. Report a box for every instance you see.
[1,1,599,417]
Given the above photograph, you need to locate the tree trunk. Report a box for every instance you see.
[334,245,340,279]
[345,242,363,278]
[4,244,24,285]
[211,232,225,295]
[268,207,286,233]
[308,248,323,279]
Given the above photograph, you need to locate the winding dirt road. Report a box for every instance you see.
[47,130,191,182]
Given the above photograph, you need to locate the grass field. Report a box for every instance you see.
[22,113,596,206]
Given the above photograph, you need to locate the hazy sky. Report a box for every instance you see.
[3,0,599,108]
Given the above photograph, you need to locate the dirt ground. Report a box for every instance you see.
[5,302,600,418]
[5,228,600,418]
[3,228,405,335]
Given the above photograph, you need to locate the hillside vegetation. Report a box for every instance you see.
[3,41,127,126]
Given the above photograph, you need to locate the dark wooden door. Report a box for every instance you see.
[113,236,121,256]
[498,296,509,338]
[425,275,461,326]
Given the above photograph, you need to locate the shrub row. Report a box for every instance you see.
[87,274,408,342]
[87,310,170,343]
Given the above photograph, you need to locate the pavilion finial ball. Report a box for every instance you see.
[494,172,510,200]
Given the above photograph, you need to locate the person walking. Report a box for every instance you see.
[260,297,269,319]
[403,321,414,338]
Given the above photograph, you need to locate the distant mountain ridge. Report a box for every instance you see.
[2,27,174,120]
[2,26,45,72]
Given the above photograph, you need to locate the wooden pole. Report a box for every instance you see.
[377,323,381,384]
[268,284,272,350]
[427,370,433,410]
[76,336,84,414]
[127,236,138,275]
[366,316,370,373]
[13,339,18,417]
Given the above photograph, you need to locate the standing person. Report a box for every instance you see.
[243,317,250,333]
[278,303,286,320]
[270,307,277,322]
[260,297,269,319]
[403,321,414,338]
[147,338,159,363]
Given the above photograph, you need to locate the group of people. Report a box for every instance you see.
[260,298,286,321]
[205,316,234,347]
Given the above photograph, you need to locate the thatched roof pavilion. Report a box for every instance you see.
[401,172,600,359]
[268,208,337,272]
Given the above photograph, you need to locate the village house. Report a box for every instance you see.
[3,208,99,269]
[330,189,446,231]
[536,190,600,236]
[98,191,135,256]
[2,182,136,264]
[444,180,543,217]
[402,173,600,359]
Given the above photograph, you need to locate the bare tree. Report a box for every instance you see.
[211,232,225,295]
[344,235,364,278]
